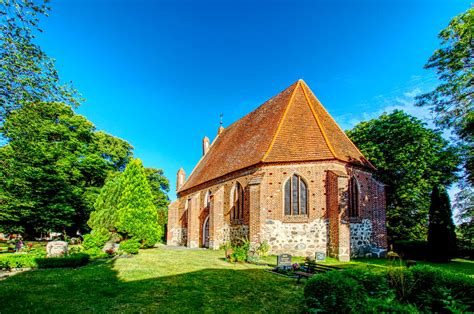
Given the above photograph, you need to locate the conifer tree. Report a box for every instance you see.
[427,185,457,262]
[116,159,162,247]
[88,175,122,234]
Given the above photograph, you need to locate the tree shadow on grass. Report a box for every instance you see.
[0,258,304,313]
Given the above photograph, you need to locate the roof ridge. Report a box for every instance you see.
[261,81,300,162]
[301,81,373,167]
[300,81,338,160]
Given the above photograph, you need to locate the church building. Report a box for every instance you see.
[167,80,387,261]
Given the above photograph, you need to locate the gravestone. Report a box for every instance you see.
[277,254,292,269]
[315,251,326,262]
[46,241,68,257]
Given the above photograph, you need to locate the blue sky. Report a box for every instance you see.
[37,0,471,200]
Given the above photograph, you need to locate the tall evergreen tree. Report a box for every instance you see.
[116,159,162,247]
[427,185,457,262]
[88,175,122,233]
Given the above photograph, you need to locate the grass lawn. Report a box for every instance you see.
[0,247,472,313]
[0,247,305,313]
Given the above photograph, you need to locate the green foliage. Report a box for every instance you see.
[393,240,429,260]
[347,110,460,241]
[0,101,133,235]
[304,270,366,313]
[145,168,170,228]
[428,186,457,262]
[343,268,391,299]
[256,241,270,257]
[405,265,474,312]
[82,231,110,251]
[0,254,39,270]
[35,254,90,269]
[84,247,108,259]
[88,176,122,232]
[415,7,473,185]
[304,266,474,313]
[0,0,81,121]
[228,239,251,262]
[119,239,141,255]
[115,159,162,247]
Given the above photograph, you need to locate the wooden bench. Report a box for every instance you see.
[295,261,341,283]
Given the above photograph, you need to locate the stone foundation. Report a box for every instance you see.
[168,227,187,246]
[262,219,327,256]
[350,219,372,258]
[222,224,249,244]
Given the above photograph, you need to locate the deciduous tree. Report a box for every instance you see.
[347,110,460,241]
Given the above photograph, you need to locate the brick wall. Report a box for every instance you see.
[168,160,387,260]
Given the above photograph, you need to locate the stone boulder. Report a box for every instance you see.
[46,241,68,257]
[102,242,119,254]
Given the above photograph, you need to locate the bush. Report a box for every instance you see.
[304,271,366,313]
[35,254,90,269]
[84,247,108,259]
[343,268,391,299]
[256,241,270,257]
[405,265,474,312]
[229,240,250,263]
[120,239,140,255]
[0,254,38,270]
[82,231,110,250]
[365,298,419,313]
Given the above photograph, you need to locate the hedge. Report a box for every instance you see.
[0,253,90,270]
[304,266,474,313]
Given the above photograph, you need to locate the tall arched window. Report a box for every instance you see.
[231,182,244,224]
[205,190,211,208]
[348,177,359,218]
[284,174,308,216]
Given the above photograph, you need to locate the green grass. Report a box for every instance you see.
[0,247,472,313]
[0,248,304,313]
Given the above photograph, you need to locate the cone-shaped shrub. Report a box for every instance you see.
[115,159,162,247]
[427,185,457,262]
[88,175,122,233]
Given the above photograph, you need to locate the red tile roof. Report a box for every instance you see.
[178,80,374,193]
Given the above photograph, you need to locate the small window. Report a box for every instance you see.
[284,175,308,216]
[348,177,359,217]
[231,183,244,224]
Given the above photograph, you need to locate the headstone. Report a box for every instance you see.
[46,241,68,257]
[315,251,326,262]
[277,254,292,269]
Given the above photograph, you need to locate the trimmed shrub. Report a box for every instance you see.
[120,239,140,255]
[304,271,366,313]
[35,254,90,269]
[0,254,38,270]
[82,231,110,250]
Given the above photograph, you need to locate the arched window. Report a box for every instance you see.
[231,182,244,224]
[284,174,308,216]
[348,177,359,218]
[205,190,211,208]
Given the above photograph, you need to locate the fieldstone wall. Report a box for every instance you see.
[350,219,372,258]
[222,224,249,244]
[262,219,327,256]
[169,227,187,246]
